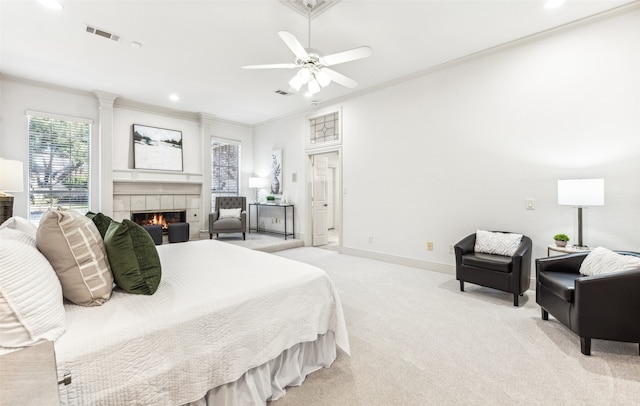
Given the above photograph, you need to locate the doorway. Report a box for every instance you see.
[308,150,341,251]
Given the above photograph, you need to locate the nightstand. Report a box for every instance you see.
[547,244,591,257]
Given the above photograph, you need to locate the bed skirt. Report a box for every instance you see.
[184,331,336,406]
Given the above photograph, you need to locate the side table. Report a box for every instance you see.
[547,244,591,257]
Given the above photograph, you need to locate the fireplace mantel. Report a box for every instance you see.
[113,169,203,184]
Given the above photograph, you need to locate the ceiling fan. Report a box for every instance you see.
[242,0,372,96]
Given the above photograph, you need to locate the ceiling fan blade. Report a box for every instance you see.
[321,46,372,66]
[322,68,358,89]
[241,63,297,70]
[278,31,309,59]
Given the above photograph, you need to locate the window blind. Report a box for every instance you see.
[28,114,91,224]
[211,140,241,211]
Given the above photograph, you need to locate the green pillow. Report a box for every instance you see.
[104,219,162,295]
[86,211,113,239]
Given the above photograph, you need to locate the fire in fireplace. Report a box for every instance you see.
[131,210,186,232]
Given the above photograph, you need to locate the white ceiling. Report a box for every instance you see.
[1,0,636,126]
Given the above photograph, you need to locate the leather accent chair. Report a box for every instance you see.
[536,251,640,356]
[209,196,246,240]
[454,232,532,306]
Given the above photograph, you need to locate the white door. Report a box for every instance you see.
[327,167,335,229]
[312,156,329,246]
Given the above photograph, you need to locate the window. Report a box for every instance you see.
[211,140,241,210]
[309,112,339,144]
[28,113,92,224]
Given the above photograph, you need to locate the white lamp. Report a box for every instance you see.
[558,178,604,249]
[248,177,268,203]
[0,158,25,224]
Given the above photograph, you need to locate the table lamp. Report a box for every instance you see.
[557,178,604,249]
[0,158,24,224]
[248,177,268,203]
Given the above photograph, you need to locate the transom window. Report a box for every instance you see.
[309,112,339,144]
[27,113,92,224]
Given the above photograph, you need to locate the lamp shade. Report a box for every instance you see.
[0,158,24,192]
[249,177,267,188]
[558,179,604,207]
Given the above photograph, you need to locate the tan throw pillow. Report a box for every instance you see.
[36,208,113,306]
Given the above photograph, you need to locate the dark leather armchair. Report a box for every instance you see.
[209,196,246,240]
[536,251,640,355]
[454,232,532,306]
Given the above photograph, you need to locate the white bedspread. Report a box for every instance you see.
[54,240,349,405]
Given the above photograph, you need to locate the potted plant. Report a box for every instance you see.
[266,195,275,204]
[553,233,570,247]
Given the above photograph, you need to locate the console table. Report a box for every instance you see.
[248,203,294,240]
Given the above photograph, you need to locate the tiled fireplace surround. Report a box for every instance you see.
[112,181,201,240]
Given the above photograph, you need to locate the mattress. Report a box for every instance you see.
[54,239,349,405]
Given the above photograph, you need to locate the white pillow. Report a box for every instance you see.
[0,227,66,348]
[219,208,242,219]
[0,216,37,241]
[474,229,523,256]
[579,247,640,276]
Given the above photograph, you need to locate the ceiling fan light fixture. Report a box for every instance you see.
[315,70,331,87]
[307,78,321,95]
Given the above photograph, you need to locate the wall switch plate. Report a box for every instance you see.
[291,172,297,182]
[526,198,535,210]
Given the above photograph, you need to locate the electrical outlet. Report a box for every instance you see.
[449,245,454,254]
[427,242,434,251]
[368,235,373,244]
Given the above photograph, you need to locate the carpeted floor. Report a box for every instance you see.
[212,233,304,252]
[268,247,640,406]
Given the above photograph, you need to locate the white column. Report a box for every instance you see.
[93,91,119,216]
[198,113,215,233]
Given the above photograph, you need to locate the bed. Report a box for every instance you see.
[0,216,348,405]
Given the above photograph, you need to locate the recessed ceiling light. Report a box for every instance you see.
[169,94,180,101]
[544,0,566,9]
[131,42,142,49]
[39,0,63,11]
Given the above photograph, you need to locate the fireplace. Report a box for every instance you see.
[131,210,186,232]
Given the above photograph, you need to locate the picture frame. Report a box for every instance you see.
[132,124,183,171]
[270,149,283,196]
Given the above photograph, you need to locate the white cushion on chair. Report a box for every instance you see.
[579,247,640,276]
[219,208,242,219]
[474,229,523,257]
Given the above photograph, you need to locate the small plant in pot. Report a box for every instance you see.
[553,233,570,247]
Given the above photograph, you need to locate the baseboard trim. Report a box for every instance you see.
[341,247,455,275]
[341,247,536,292]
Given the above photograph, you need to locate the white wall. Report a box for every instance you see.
[0,79,100,217]
[253,8,640,268]
[0,78,254,232]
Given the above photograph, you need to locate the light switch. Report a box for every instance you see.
[526,198,535,210]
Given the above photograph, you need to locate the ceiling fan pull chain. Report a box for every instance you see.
[308,9,311,49]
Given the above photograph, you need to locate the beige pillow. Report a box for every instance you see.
[36,208,113,306]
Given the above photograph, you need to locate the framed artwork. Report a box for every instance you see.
[132,124,183,171]
[270,149,283,195]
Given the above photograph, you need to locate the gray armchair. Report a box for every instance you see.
[209,196,246,240]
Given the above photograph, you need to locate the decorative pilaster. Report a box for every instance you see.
[198,112,216,232]
[93,90,119,216]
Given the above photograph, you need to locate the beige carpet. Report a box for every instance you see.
[270,247,640,406]
[212,233,303,253]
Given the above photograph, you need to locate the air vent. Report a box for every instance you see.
[275,89,294,96]
[86,25,122,42]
